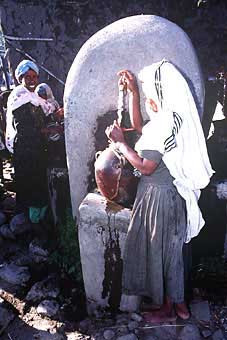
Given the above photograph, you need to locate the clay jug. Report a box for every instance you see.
[94,86,139,207]
[95,146,138,206]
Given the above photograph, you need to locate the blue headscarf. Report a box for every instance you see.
[15,59,39,83]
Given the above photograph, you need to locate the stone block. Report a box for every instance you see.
[0,263,30,286]
[78,192,140,314]
[212,329,225,340]
[190,300,211,322]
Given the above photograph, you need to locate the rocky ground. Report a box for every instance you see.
[1,160,227,339]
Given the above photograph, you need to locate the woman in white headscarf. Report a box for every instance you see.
[106,60,214,323]
[6,59,55,223]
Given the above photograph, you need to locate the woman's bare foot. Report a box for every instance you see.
[175,302,190,320]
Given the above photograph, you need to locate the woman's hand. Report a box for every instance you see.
[105,120,125,143]
[53,107,64,122]
[117,70,139,95]
[117,69,143,134]
[41,125,64,136]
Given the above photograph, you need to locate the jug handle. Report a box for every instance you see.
[95,151,102,160]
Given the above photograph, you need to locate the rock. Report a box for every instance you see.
[93,308,105,319]
[128,321,139,331]
[29,239,49,257]
[26,276,60,303]
[201,328,212,338]
[94,333,106,340]
[14,254,34,266]
[0,304,15,329]
[33,332,65,340]
[116,334,138,340]
[116,325,128,335]
[178,324,201,340]
[212,329,225,340]
[190,300,211,322]
[66,332,89,339]
[86,301,99,316]
[29,317,58,332]
[120,295,141,313]
[130,313,143,322]
[145,325,178,340]
[116,314,129,324]
[0,224,15,239]
[2,195,16,211]
[0,278,21,295]
[0,212,7,225]
[9,212,31,235]
[0,263,30,286]
[37,300,60,317]
[222,323,227,331]
[31,254,49,264]
[103,329,115,340]
[29,238,49,263]
[78,318,93,333]
[138,335,157,340]
[215,181,227,200]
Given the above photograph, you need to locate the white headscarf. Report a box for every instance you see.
[35,83,60,111]
[136,59,214,243]
[6,84,56,153]
[15,59,39,83]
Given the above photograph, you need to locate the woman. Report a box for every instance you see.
[106,60,214,322]
[6,59,55,223]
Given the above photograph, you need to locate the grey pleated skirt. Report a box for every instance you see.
[122,175,187,305]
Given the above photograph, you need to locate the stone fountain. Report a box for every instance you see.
[63,14,204,314]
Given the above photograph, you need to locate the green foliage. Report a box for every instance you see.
[49,208,83,285]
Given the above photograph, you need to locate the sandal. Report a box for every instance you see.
[174,303,190,320]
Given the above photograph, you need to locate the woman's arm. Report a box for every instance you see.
[106,121,158,176]
[118,70,143,134]
[116,141,158,175]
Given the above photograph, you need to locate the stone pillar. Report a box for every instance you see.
[78,192,141,314]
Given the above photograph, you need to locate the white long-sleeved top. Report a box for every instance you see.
[6,85,55,153]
